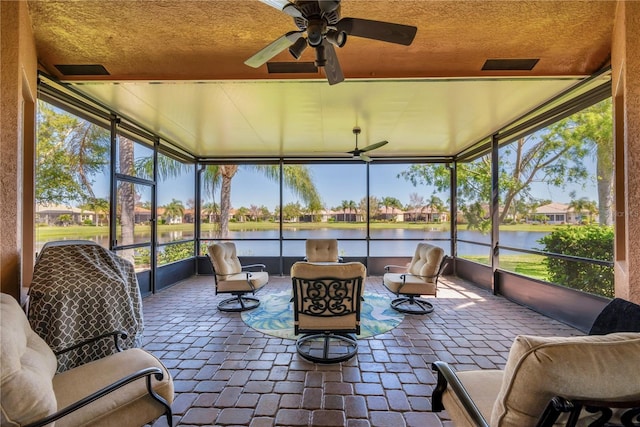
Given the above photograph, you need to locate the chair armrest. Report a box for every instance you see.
[432,361,490,427]
[23,367,171,427]
[384,264,408,273]
[241,263,266,271]
[54,331,128,356]
[536,395,640,427]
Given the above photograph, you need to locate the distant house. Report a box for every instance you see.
[403,206,449,223]
[530,202,582,224]
[376,207,405,222]
[36,204,95,225]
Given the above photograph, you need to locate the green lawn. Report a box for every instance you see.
[461,254,549,281]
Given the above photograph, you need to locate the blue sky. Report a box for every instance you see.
[94,160,596,210]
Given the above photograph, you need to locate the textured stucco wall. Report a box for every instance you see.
[613,1,640,303]
[0,0,37,299]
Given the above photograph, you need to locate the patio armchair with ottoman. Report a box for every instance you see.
[383,242,448,314]
[207,242,269,312]
[431,332,640,427]
[0,293,174,427]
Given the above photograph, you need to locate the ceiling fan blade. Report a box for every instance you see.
[259,0,303,17]
[244,31,304,68]
[360,140,389,153]
[318,0,340,14]
[322,40,344,85]
[336,18,417,46]
[360,153,372,162]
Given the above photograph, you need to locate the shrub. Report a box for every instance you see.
[537,225,614,298]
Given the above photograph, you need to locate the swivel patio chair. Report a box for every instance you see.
[207,242,269,312]
[431,332,640,427]
[291,261,366,363]
[1,293,174,427]
[304,238,343,263]
[383,242,447,314]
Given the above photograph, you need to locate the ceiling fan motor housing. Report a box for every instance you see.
[293,0,341,31]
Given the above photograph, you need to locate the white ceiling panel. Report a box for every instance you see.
[73,77,586,159]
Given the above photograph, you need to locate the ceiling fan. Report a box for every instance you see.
[245,0,418,85]
[348,126,388,162]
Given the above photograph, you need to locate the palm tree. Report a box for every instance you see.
[202,164,320,238]
[381,196,402,220]
[163,199,185,224]
[569,197,597,224]
[201,202,219,223]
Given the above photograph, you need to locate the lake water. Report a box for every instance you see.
[39,228,549,257]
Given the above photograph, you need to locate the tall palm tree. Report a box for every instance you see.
[201,202,219,223]
[202,164,320,238]
[347,200,357,222]
[163,198,185,223]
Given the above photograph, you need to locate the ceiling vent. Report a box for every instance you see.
[482,58,539,71]
[267,62,318,74]
[54,64,110,76]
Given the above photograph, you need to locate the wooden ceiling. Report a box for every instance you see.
[28,0,617,159]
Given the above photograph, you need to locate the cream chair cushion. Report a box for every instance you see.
[291,262,366,331]
[0,293,173,427]
[439,333,640,427]
[208,242,268,292]
[490,332,640,426]
[384,243,444,294]
[305,239,340,263]
[441,370,504,427]
[1,293,58,426]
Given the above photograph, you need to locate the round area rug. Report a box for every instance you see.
[241,290,404,339]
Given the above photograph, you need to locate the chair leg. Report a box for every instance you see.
[296,333,358,364]
[390,295,434,314]
[218,294,260,312]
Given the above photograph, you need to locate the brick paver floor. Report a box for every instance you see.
[143,274,580,427]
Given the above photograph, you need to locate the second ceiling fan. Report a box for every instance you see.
[347,126,388,162]
[245,0,418,85]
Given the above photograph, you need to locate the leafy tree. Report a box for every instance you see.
[360,196,379,221]
[202,165,320,237]
[248,205,261,221]
[80,197,109,226]
[235,206,250,222]
[567,99,613,225]
[282,202,302,221]
[36,101,109,205]
[57,214,73,226]
[305,199,324,222]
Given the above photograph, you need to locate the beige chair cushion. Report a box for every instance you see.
[305,239,340,263]
[382,273,437,295]
[490,332,640,426]
[442,370,504,427]
[383,243,444,296]
[216,272,269,293]
[208,242,242,277]
[1,293,173,427]
[291,262,366,331]
[408,243,445,279]
[208,242,268,292]
[53,348,174,427]
[1,293,58,426]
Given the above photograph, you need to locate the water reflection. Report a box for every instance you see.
[37,228,549,257]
